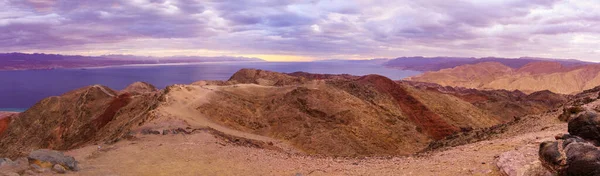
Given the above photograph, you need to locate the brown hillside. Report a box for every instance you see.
[407,61,600,94]
[195,70,533,156]
[0,85,163,158]
[403,81,567,122]
[0,69,566,158]
[121,81,158,94]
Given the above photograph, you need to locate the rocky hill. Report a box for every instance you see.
[407,61,600,94]
[384,56,591,72]
[0,85,163,158]
[0,69,568,159]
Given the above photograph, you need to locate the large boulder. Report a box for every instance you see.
[567,111,600,145]
[28,149,79,171]
[539,135,600,176]
[540,111,600,175]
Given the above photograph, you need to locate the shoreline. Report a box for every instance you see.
[0,61,270,71]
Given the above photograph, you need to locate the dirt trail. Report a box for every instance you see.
[155,84,296,151]
[92,85,116,97]
[63,120,565,176]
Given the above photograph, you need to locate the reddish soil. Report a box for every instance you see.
[357,75,459,139]
[0,113,15,135]
[94,93,132,129]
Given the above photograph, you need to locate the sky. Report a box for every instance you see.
[1,0,600,61]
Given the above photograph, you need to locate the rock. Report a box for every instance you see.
[496,151,527,176]
[540,135,600,175]
[496,151,552,176]
[540,111,600,175]
[0,158,12,166]
[23,170,36,176]
[28,149,79,171]
[0,171,19,176]
[53,164,67,174]
[141,129,161,135]
[30,163,50,173]
[0,157,29,174]
[567,110,600,145]
[162,129,169,135]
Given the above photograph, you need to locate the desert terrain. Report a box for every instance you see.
[407,61,600,94]
[0,68,596,175]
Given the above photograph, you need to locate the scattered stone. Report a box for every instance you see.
[53,164,67,174]
[0,157,29,174]
[0,171,19,176]
[0,158,11,166]
[28,149,79,171]
[30,163,50,173]
[141,129,161,135]
[23,170,36,176]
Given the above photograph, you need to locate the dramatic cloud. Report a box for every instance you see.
[2,0,600,61]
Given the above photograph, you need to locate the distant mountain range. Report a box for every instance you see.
[0,53,265,70]
[406,61,600,94]
[384,56,593,71]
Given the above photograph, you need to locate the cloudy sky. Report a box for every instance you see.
[1,0,600,61]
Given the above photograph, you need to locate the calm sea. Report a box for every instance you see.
[0,62,421,110]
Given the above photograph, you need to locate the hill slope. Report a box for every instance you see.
[0,69,566,158]
[407,61,600,94]
[385,56,591,71]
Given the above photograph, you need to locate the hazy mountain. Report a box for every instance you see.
[406,61,600,94]
[385,56,593,71]
[0,53,265,70]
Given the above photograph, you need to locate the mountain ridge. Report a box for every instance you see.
[407,61,600,94]
[0,53,265,71]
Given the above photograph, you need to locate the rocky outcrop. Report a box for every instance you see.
[0,149,78,175]
[539,111,600,175]
[28,149,78,171]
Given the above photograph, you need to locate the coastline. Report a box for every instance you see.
[79,61,268,69]
[0,61,269,71]
[0,108,26,113]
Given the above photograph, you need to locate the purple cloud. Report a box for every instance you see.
[2,0,600,61]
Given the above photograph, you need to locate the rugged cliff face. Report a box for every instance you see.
[406,61,600,94]
[0,69,567,158]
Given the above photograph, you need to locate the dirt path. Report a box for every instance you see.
[92,85,115,97]
[63,120,565,176]
[154,84,297,152]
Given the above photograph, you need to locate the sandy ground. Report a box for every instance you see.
[60,121,565,176]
